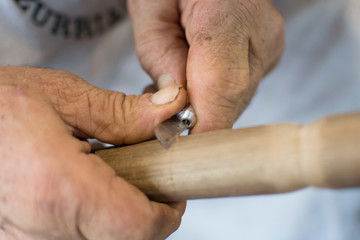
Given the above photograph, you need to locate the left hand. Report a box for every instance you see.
[0,66,187,240]
[128,0,284,132]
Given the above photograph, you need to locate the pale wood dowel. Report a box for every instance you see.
[95,112,360,202]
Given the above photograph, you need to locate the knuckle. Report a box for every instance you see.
[32,172,87,237]
[186,1,222,37]
[39,70,89,114]
[206,88,243,120]
[34,174,78,215]
[213,88,243,113]
[29,176,76,232]
[90,90,127,142]
[274,11,284,34]
[273,11,285,51]
[135,26,186,79]
[187,1,250,48]
[198,70,256,127]
[45,69,84,91]
[269,9,285,45]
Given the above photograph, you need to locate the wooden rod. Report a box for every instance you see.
[95,112,360,202]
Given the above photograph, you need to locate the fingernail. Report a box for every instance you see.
[151,85,180,105]
[158,74,176,89]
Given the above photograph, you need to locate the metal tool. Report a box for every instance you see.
[155,104,197,149]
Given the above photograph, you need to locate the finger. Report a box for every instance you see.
[143,75,178,94]
[83,155,187,239]
[18,67,187,145]
[149,201,186,239]
[187,43,254,133]
[128,0,188,86]
[167,201,187,216]
[75,153,185,240]
[4,67,188,145]
[73,84,187,145]
[182,1,259,133]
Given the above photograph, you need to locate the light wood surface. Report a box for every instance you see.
[95,112,360,202]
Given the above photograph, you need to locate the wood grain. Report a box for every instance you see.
[95,112,360,202]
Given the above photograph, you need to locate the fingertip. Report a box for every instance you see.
[149,84,187,111]
[150,201,185,239]
[151,85,182,105]
[158,74,176,89]
[148,85,187,123]
[168,201,187,217]
[111,87,187,145]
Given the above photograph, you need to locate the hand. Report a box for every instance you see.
[128,0,284,132]
[0,66,187,240]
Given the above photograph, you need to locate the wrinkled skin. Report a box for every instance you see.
[128,0,284,132]
[0,66,187,240]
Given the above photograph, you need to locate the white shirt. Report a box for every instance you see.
[1,0,360,239]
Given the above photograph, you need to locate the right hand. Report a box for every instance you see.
[129,0,284,132]
[0,66,187,240]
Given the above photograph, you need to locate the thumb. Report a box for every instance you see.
[128,0,188,86]
[0,66,187,145]
[61,84,187,145]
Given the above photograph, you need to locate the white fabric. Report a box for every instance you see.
[1,0,360,239]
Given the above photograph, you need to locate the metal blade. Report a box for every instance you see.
[155,115,188,149]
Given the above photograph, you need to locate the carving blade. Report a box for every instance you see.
[155,105,197,149]
[154,116,188,149]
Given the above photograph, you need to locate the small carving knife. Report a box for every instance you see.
[155,104,197,149]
